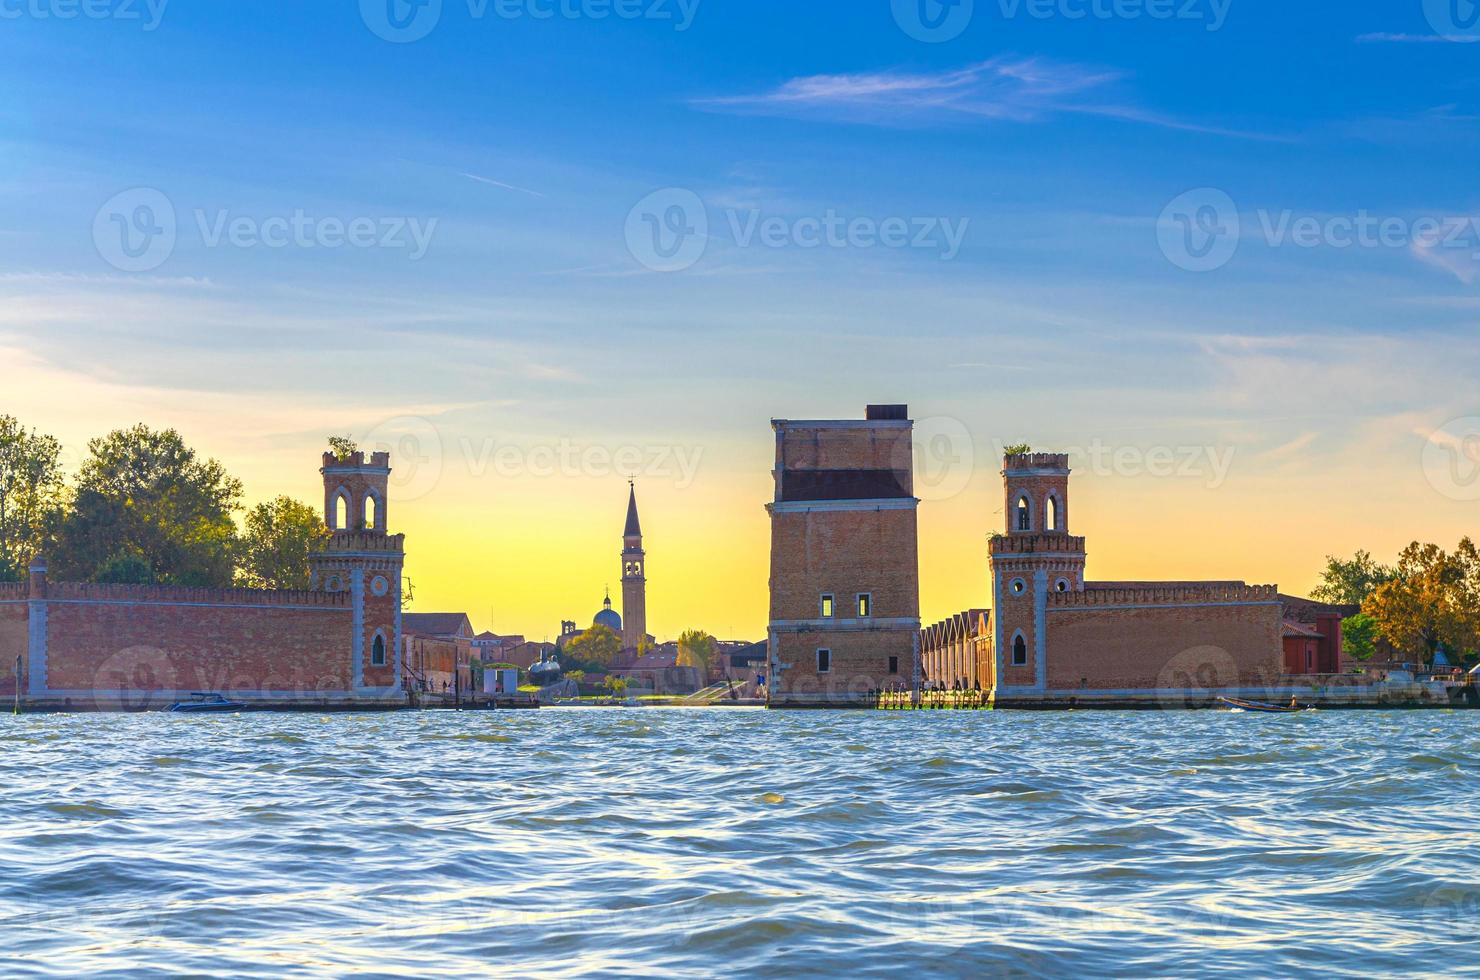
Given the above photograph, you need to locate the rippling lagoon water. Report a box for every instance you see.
[2,708,1476,977]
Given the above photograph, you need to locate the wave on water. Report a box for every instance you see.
[0,709,1475,977]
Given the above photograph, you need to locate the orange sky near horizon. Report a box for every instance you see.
[8,380,1475,643]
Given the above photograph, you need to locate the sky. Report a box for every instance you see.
[3,0,1480,641]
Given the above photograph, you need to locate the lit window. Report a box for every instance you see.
[858,593,872,617]
[821,594,834,618]
[1012,635,1028,666]
[1016,496,1031,531]
[817,649,831,674]
[371,634,387,667]
[333,493,349,530]
[1046,496,1059,531]
[365,495,378,530]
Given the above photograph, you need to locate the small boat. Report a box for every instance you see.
[1219,696,1302,714]
[169,692,247,713]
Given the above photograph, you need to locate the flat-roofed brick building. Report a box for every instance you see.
[766,405,921,707]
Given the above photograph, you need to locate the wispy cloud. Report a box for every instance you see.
[1410,238,1480,283]
[461,171,546,198]
[693,58,1285,140]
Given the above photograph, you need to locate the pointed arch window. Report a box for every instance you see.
[1012,633,1028,667]
[371,633,387,667]
[1016,495,1031,531]
[365,494,379,531]
[1046,495,1060,532]
[332,490,351,531]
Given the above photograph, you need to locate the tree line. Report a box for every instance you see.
[1312,544,1480,668]
[0,415,332,589]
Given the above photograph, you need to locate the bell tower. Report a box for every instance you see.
[620,482,647,652]
[989,452,1086,694]
[309,450,406,694]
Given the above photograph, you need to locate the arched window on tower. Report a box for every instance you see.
[333,492,350,531]
[371,633,387,667]
[1016,496,1031,531]
[365,494,379,531]
[1012,634,1028,666]
[1046,495,1059,532]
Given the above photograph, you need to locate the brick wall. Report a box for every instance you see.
[771,629,911,705]
[0,599,26,696]
[45,598,354,697]
[1045,595,1283,691]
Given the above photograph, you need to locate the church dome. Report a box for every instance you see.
[593,592,622,632]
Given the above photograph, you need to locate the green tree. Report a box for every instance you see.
[238,496,331,589]
[0,416,67,581]
[94,547,156,585]
[1002,443,1032,456]
[1341,612,1379,662]
[327,435,359,461]
[1363,539,1480,665]
[1311,550,1397,605]
[676,629,717,675]
[563,623,622,671]
[56,425,242,587]
[603,675,628,697]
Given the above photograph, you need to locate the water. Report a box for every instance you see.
[1,708,1476,978]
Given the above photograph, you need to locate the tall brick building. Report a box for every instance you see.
[766,405,921,707]
[0,451,407,708]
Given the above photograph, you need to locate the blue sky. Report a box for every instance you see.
[3,1,1480,635]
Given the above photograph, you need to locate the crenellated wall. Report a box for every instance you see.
[1,452,408,709]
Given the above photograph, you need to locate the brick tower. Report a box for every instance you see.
[988,452,1086,693]
[766,404,922,707]
[620,482,647,652]
[309,450,406,694]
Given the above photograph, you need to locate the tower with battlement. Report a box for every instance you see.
[989,453,1088,693]
[309,451,406,693]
